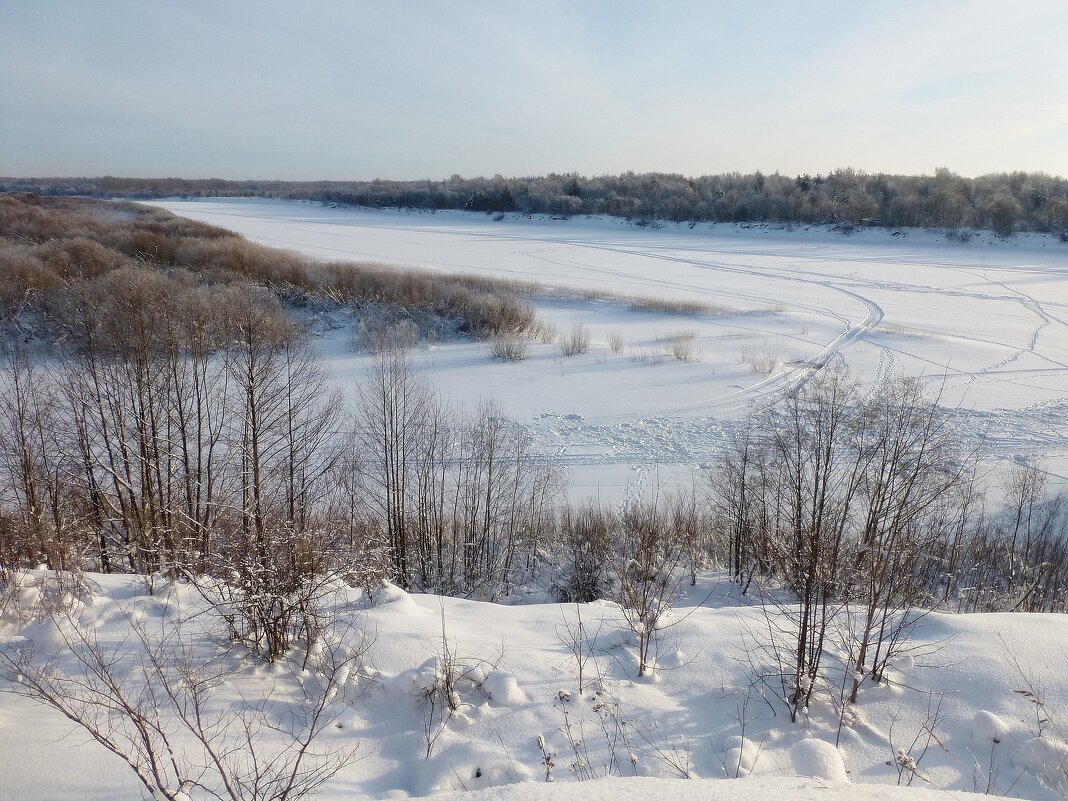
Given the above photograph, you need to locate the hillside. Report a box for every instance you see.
[2,571,1066,800]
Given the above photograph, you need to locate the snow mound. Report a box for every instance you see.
[398,657,448,695]
[970,710,1007,743]
[789,738,849,782]
[417,739,532,795]
[888,652,915,672]
[482,670,526,706]
[1020,735,1068,796]
[723,735,760,778]
[369,581,425,615]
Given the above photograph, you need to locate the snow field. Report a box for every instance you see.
[149,199,1068,494]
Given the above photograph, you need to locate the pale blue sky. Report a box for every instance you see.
[2,1,1066,179]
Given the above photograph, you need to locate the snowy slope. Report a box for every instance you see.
[3,572,1067,800]
[147,199,1068,496]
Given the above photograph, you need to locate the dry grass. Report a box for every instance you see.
[740,346,778,375]
[607,330,625,354]
[656,330,699,362]
[876,321,947,342]
[559,321,591,357]
[634,348,664,365]
[626,295,724,315]
[488,334,531,361]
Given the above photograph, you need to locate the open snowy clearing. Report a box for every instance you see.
[150,199,1068,494]
[2,572,1067,800]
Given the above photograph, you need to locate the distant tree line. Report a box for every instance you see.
[4,168,1068,237]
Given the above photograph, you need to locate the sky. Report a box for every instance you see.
[2,0,1067,181]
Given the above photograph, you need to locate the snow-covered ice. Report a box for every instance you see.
[148,199,1068,496]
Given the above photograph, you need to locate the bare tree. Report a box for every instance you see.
[710,421,768,593]
[353,344,436,590]
[762,365,865,719]
[846,376,974,701]
[0,344,77,572]
[617,502,684,678]
[219,286,346,661]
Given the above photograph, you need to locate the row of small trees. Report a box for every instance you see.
[0,272,559,660]
[708,365,1068,720]
[3,305,1067,620]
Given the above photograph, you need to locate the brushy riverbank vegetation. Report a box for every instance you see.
[0,193,537,345]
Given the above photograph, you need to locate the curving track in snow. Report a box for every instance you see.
[532,238,886,417]
[148,199,1068,490]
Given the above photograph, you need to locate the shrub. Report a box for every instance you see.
[555,504,616,602]
[488,334,530,361]
[352,313,420,353]
[658,330,698,361]
[559,321,591,357]
[627,295,716,315]
[740,346,776,374]
[534,319,557,344]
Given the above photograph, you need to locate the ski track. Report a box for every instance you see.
[149,201,1068,493]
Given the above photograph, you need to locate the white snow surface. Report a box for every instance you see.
[148,198,1068,496]
[2,572,1068,800]
[430,776,995,801]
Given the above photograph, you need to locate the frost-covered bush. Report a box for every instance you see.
[553,504,617,603]
[488,333,530,361]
